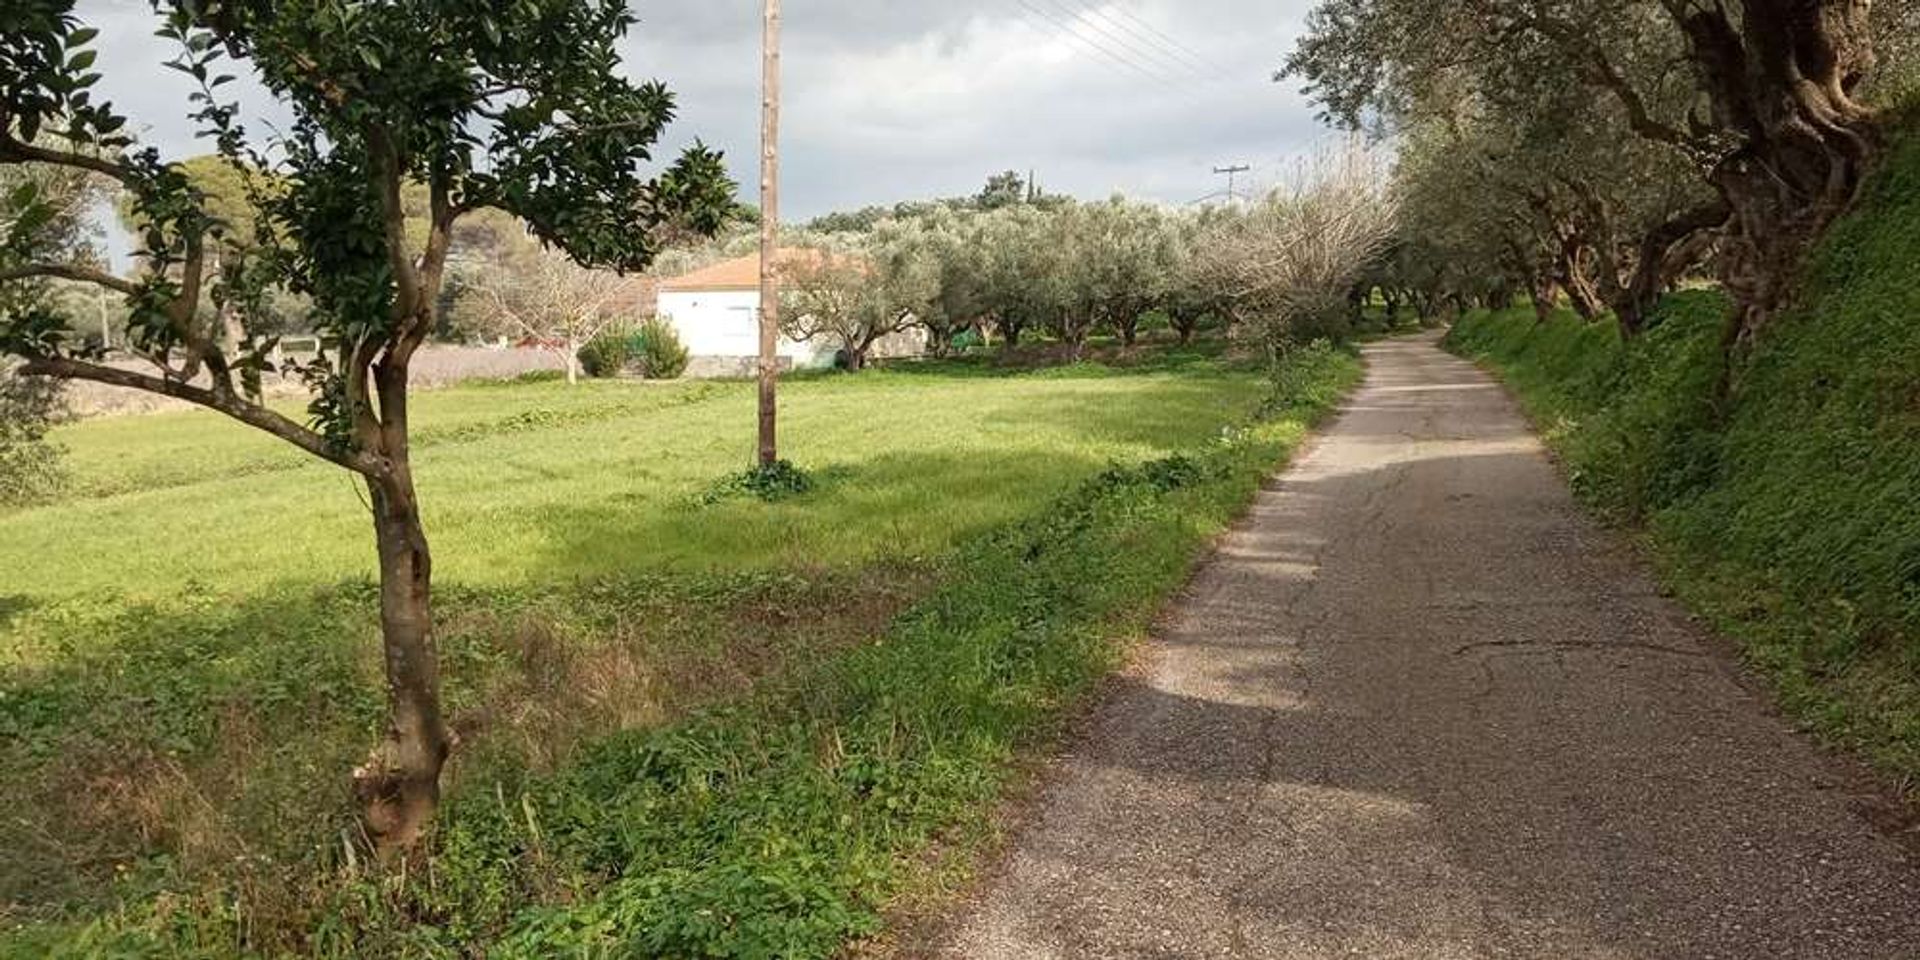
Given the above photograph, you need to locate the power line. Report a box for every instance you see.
[1055,0,1225,83]
[1003,0,1172,86]
[1034,0,1198,83]
[1100,4,1236,82]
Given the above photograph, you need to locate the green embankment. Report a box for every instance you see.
[1446,133,1920,789]
[1,344,1360,957]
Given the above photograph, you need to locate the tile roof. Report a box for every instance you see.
[657,248,842,292]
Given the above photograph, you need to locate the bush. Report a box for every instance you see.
[577,327,634,379]
[633,316,690,379]
[0,369,66,506]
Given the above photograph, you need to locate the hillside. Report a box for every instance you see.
[1446,129,1920,787]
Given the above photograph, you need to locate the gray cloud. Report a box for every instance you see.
[74,0,1326,222]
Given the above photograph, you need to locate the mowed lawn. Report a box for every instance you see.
[3,357,1265,608]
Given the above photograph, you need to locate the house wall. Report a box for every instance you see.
[656,289,932,376]
[657,290,836,372]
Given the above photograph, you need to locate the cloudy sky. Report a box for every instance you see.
[76,0,1328,222]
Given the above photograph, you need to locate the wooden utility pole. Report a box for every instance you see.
[1212,164,1250,205]
[756,0,781,468]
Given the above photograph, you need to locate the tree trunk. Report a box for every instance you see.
[1612,200,1729,337]
[1064,321,1087,361]
[1555,239,1606,320]
[565,338,579,385]
[1002,320,1022,349]
[1118,317,1138,347]
[1530,276,1558,323]
[844,342,867,371]
[355,465,451,857]
[1678,1,1880,346]
[1175,317,1196,345]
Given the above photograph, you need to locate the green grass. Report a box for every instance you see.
[1445,129,1920,792]
[0,341,1362,956]
[5,353,1265,605]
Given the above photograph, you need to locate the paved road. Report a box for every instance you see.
[930,333,1919,959]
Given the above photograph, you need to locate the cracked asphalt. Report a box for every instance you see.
[927,333,1920,959]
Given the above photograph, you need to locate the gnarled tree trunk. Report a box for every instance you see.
[1681,0,1880,346]
[1611,200,1730,336]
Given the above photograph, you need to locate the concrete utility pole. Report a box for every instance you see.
[756,0,782,468]
[1212,163,1250,204]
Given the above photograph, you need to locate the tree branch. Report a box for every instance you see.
[0,263,139,296]
[0,131,135,185]
[18,355,388,477]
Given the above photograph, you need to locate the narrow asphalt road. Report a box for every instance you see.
[929,333,1919,959]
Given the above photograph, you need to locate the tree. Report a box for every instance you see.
[1285,0,1906,346]
[458,247,639,384]
[778,227,936,371]
[976,169,1027,209]
[1161,208,1236,344]
[1080,198,1176,347]
[0,141,100,502]
[911,207,989,356]
[0,0,733,854]
[971,204,1060,348]
[1197,143,1398,360]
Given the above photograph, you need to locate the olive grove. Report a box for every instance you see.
[1287,0,1918,344]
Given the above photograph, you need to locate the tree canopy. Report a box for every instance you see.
[1285,0,1914,343]
[1,0,735,852]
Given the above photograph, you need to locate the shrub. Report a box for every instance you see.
[577,327,634,378]
[0,369,66,507]
[633,316,690,379]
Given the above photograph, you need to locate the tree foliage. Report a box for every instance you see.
[1286,0,1912,344]
[0,0,734,852]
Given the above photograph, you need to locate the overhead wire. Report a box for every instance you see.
[1032,0,1201,83]
[1096,3,1238,82]
[1002,0,1179,85]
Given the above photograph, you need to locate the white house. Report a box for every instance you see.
[656,250,838,377]
[656,249,929,377]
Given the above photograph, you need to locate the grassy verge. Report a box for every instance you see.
[1,343,1359,956]
[1444,135,1920,790]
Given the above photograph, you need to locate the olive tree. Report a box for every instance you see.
[778,225,937,371]
[1287,0,1904,345]
[0,0,732,853]
[971,204,1062,349]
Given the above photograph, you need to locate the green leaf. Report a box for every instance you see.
[67,50,97,71]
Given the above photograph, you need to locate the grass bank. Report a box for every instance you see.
[1,343,1360,956]
[1444,135,1920,791]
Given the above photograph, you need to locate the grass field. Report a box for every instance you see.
[7,355,1252,603]
[0,343,1361,956]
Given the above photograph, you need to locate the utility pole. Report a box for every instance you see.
[756,0,781,468]
[1212,164,1250,205]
